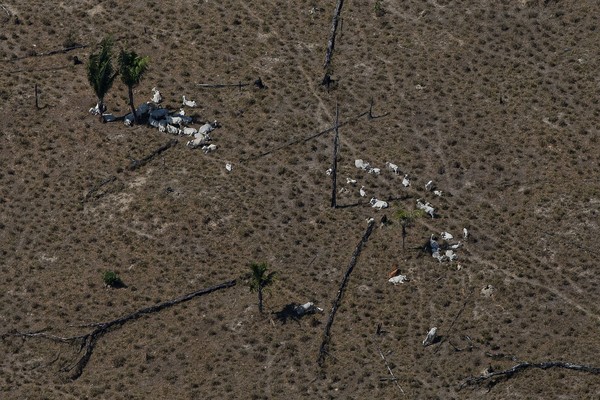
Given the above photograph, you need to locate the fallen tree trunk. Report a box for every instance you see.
[460,360,600,390]
[83,176,117,203]
[5,279,237,380]
[197,82,250,89]
[318,219,375,367]
[323,0,345,70]
[128,139,178,171]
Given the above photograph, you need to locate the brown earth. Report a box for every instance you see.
[1,0,599,398]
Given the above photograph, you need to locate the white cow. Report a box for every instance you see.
[294,302,323,316]
[151,87,162,104]
[202,144,217,153]
[186,133,210,148]
[417,199,435,218]
[355,159,371,170]
[370,197,388,210]
[423,327,438,346]
[166,124,181,135]
[388,274,409,285]
[182,95,197,107]
[182,127,198,136]
[441,231,453,241]
[402,174,410,187]
[445,249,458,261]
[385,162,400,174]
[198,120,218,135]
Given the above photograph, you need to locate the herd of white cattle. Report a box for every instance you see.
[343,157,470,284]
[90,88,220,153]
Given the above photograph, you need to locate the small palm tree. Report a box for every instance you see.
[249,262,277,313]
[395,209,425,251]
[87,37,118,118]
[118,49,150,124]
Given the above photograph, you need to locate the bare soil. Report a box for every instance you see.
[1,0,599,399]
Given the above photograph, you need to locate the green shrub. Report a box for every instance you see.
[102,270,124,288]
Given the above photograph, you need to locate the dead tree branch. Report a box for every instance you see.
[318,219,375,367]
[460,361,600,390]
[246,109,372,161]
[5,279,237,380]
[197,82,249,89]
[83,176,117,203]
[128,139,178,171]
[12,44,88,61]
[323,0,345,70]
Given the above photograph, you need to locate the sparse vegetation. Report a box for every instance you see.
[102,270,124,288]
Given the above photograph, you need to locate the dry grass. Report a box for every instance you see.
[1,0,599,398]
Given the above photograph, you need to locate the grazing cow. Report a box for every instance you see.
[416,199,435,218]
[385,162,400,174]
[402,174,410,187]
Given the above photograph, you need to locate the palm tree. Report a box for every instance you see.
[118,49,150,124]
[395,209,425,251]
[87,37,118,118]
[249,262,276,313]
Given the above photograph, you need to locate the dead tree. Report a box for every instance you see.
[330,104,340,208]
[318,218,375,367]
[4,279,237,380]
[460,361,600,390]
[34,83,39,110]
[128,139,178,171]
[323,0,345,71]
